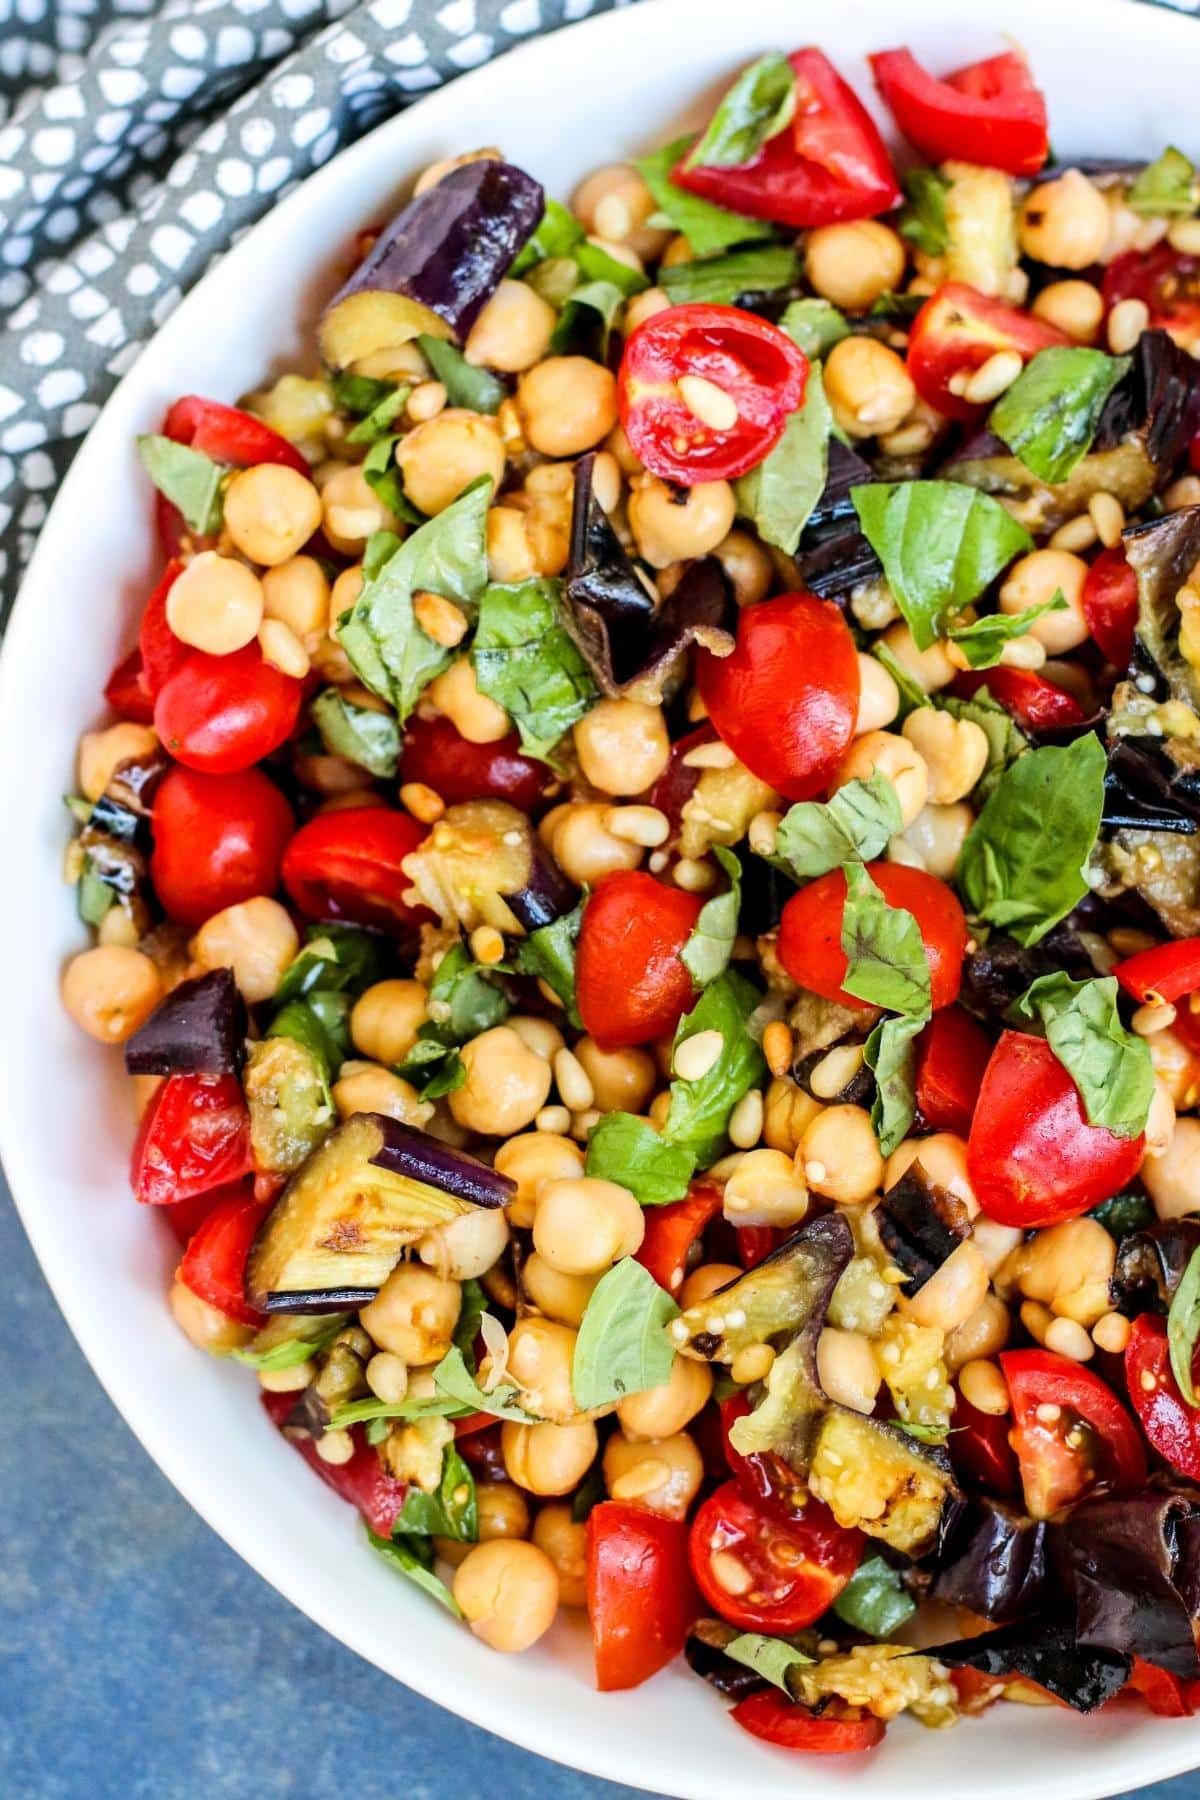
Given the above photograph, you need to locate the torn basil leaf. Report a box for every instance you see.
[367,1526,463,1616]
[511,198,584,272]
[276,923,389,1004]
[472,577,598,764]
[550,278,627,359]
[947,593,1067,670]
[516,895,584,1029]
[840,862,932,1017]
[1007,972,1155,1140]
[684,52,797,171]
[1129,147,1198,218]
[937,691,1028,799]
[663,970,767,1166]
[866,1011,926,1157]
[989,346,1131,485]
[310,687,401,778]
[137,434,224,535]
[778,296,849,359]
[833,1554,918,1637]
[416,334,506,415]
[360,436,423,525]
[660,244,801,308]
[682,845,742,987]
[393,1443,478,1541]
[395,1038,466,1099]
[432,1346,542,1424]
[585,1112,696,1205]
[723,1632,814,1695]
[572,1256,680,1411]
[634,137,777,257]
[774,775,902,880]
[735,362,831,555]
[232,1314,349,1372]
[899,167,950,257]
[1168,1247,1200,1407]
[346,383,410,444]
[331,371,397,416]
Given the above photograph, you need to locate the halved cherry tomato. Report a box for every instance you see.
[1124,1658,1197,1718]
[915,1006,993,1135]
[282,806,429,932]
[696,591,859,802]
[951,664,1089,733]
[398,713,550,812]
[1103,246,1200,353]
[103,648,155,724]
[163,1176,256,1247]
[138,559,188,700]
[155,644,303,774]
[949,1391,1020,1499]
[689,1480,863,1634]
[906,283,1068,421]
[150,763,294,928]
[576,870,702,1050]
[131,1072,252,1207]
[1125,1313,1200,1482]
[735,1225,788,1270]
[634,1181,723,1295]
[951,1667,1007,1715]
[261,1391,408,1537]
[777,862,967,1011]
[586,1502,697,1690]
[618,304,807,486]
[155,397,310,558]
[1115,937,1200,1007]
[178,1189,267,1325]
[1082,545,1139,669]
[968,1031,1145,1227]
[1002,1348,1147,1518]
[719,1392,809,1514]
[674,49,899,228]
[870,49,1048,176]
[731,1690,885,1754]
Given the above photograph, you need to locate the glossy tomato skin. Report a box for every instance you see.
[281,806,428,932]
[696,592,859,802]
[634,1182,723,1295]
[1126,1314,1200,1482]
[1123,1658,1198,1718]
[719,1393,810,1515]
[949,1392,1020,1499]
[777,862,967,1010]
[731,1690,885,1754]
[1002,1348,1147,1519]
[131,1072,252,1207]
[162,1177,254,1247]
[674,50,899,228]
[586,1501,698,1690]
[618,305,807,485]
[576,871,702,1050]
[968,1031,1145,1227]
[951,664,1089,733]
[103,649,155,724]
[156,397,309,558]
[261,1390,408,1536]
[155,644,303,774]
[138,559,188,699]
[398,713,550,812]
[1082,545,1139,669]
[906,282,1068,421]
[1115,938,1200,1007]
[870,49,1048,176]
[150,763,294,928]
[1103,246,1200,350]
[915,1006,993,1134]
[689,1480,863,1635]
[178,1189,267,1325]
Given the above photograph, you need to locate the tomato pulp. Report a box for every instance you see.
[906,283,1068,421]
[282,806,430,932]
[1002,1348,1147,1517]
[689,1480,863,1634]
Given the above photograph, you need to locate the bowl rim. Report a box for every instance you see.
[6,0,1200,1792]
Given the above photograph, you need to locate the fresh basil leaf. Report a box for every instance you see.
[360,435,424,524]
[585,1112,696,1205]
[1129,147,1198,218]
[570,1459,607,1523]
[723,1632,814,1695]
[307,989,354,1062]
[363,528,402,581]
[937,691,1029,799]
[1007,972,1155,1139]
[897,1421,951,1444]
[869,291,926,323]
[634,137,777,257]
[947,592,1067,670]
[310,686,401,778]
[516,895,584,1029]
[840,862,932,1017]
[778,297,849,359]
[572,1257,680,1410]
[989,347,1131,485]
[340,475,492,720]
[573,239,649,297]
[511,198,584,273]
[329,1392,463,1428]
[735,362,830,555]
[775,775,902,881]
[77,857,115,926]
[331,371,396,416]
[395,1037,466,1099]
[232,1314,349,1371]
[899,167,950,256]
[416,334,506,415]
[684,51,796,171]
[660,245,801,308]
[865,1011,925,1157]
[1168,1246,1200,1408]
[852,481,1034,651]
[873,642,930,722]
[663,970,767,1166]
[432,1345,542,1423]
[276,924,389,1004]
[266,999,340,1095]
[682,845,742,987]
[832,1554,918,1637]
[1090,1190,1155,1241]
[428,941,512,1039]
[472,578,597,764]
[136,434,224,534]
[394,1443,478,1541]
[346,383,410,444]
[453,1279,488,1369]
[957,734,1107,945]
[366,1527,462,1616]
[550,278,626,359]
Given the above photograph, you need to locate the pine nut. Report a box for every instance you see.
[674,1029,724,1083]
[1049,513,1099,553]
[1088,491,1125,549]
[535,1104,571,1134]
[648,850,669,873]
[554,1047,595,1112]
[1107,297,1150,354]
[413,590,468,647]
[728,1088,764,1149]
[809,1043,865,1100]
[962,350,1024,406]
[610,1457,671,1502]
[604,804,670,847]
[682,740,737,770]
[1165,475,1200,512]
[710,1550,754,1596]
[407,381,447,422]
[998,634,1047,670]
[731,1343,776,1385]
[258,1361,316,1393]
[258,617,310,678]
[1132,1000,1178,1036]
[674,857,716,893]
[469,925,507,966]
[1092,1311,1132,1354]
[748,810,781,856]
[593,193,633,243]
[571,1107,601,1139]
[366,1351,409,1404]
[678,374,739,433]
[762,1021,794,1079]
[958,1358,1010,1416]
[315,1428,355,1465]
[1020,1299,1054,1345]
[1044,1316,1095,1362]
[1168,218,1200,256]
[399,781,445,824]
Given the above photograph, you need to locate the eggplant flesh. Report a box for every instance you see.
[1124,502,1200,711]
[1104,736,1200,835]
[244,1111,514,1312]
[1111,1220,1200,1314]
[400,798,575,935]
[125,968,246,1077]
[675,1212,853,1362]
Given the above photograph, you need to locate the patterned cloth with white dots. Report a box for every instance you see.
[0,0,635,624]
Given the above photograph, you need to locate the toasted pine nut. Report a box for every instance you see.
[469,925,506,966]
[962,350,1023,405]
[414,590,469,647]
[674,857,715,893]
[674,1030,724,1083]
[1044,1316,1095,1362]
[1092,1311,1132,1354]
[958,1358,1010,1416]
[748,810,780,856]
[554,1047,595,1112]
[604,804,670,847]
[536,1104,572,1134]
[1049,513,1099,553]
[1108,297,1150,354]
[399,781,445,824]
[678,374,739,433]
[407,380,447,422]
[762,1021,793,1079]
[1088,492,1125,549]
[682,740,736,770]
[1133,1001,1178,1036]
[258,618,310,678]
[728,1088,764,1149]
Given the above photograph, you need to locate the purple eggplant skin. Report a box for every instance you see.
[368,1118,514,1209]
[124,968,247,1077]
[1049,1490,1200,1680]
[932,1499,1047,1622]
[1111,1219,1200,1315]
[504,832,578,933]
[320,161,544,368]
[794,439,882,601]
[924,1616,1131,1712]
[877,1164,971,1295]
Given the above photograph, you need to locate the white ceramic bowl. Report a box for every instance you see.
[5,0,1200,1792]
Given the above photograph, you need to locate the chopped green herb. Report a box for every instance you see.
[735,362,831,555]
[899,167,950,257]
[777,297,849,359]
[472,578,598,763]
[136,434,224,535]
[682,845,742,987]
[516,895,585,1029]
[684,52,797,170]
[310,687,401,778]
[832,1554,918,1637]
[660,245,801,308]
[774,775,902,881]
[367,1527,462,1616]
[416,335,506,415]
[346,383,410,444]
[947,593,1067,669]
[572,1257,680,1411]
[634,138,777,257]
[663,970,767,1167]
[584,1112,696,1205]
[1129,147,1198,218]
[1168,1246,1200,1408]
[1008,972,1155,1139]
[989,346,1131,485]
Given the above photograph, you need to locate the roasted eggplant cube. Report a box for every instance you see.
[675,1213,853,1363]
[244,1036,333,1175]
[401,798,575,934]
[806,1409,955,1557]
[124,968,247,1077]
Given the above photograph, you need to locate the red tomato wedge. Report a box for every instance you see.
[731,1690,885,1754]
[967,1031,1145,1227]
[1103,246,1200,353]
[154,644,303,774]
[1126,1314,1200,1482]
[398,713,550,812]
[777,862,967,1011]
[155,396,310,557]
[178,1189,268,1325]
[576,870,702,1051]
[689,1480,863,1635]
[1002,1348,1147,1519]
[618,304,807,485]
[949,1391,1020,1499]
[261,1391,408,1537]
[906,282,1068,421]
[673,49,899,228]
[871,48,1049,176]
[915,1007,993,1134]
[150,763,294,928]
[635,1182,724,1296]
[103,648,155,724]
[1115,938,1200,1008]
[282,806,429,932]
[131,1072,252,1207]
[696,591,859,802]
[1082,545,1139,669]
[1124,1658,1198,1719]
[138,559,188,700]
[586,1502,697,1690]
[951,664,1089,733]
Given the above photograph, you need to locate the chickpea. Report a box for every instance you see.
[571,163,669,262]
[972,1217,1025,1277]
[464,279,556,372]
[1031,279,1104,344]
[1019,170,1110,269]
[486,506,539,584]
[359,1263,461,1364]
[902,802,973,881]
[348,978,427,1066]
[168,1278,253,1353]
[413,147,501,195]
[854,654,900,735]
[476,1480,532,1546]
[603,1429,703,1518]
[573,1038,657,1116]
[522,1252,599,1328]
[800,1105,884,1204]
[679,1262,740,1309]
[879,622,957,694]
[333,1065,432,1131]
[448,1027,553,1137]
[627,475,736,568]
[453,1539,558,1653]
[722,1147,809,1229]
[616,1353,711,1441]
[495,1132,585,1229]
[418,1206,510,1282]
[502,1417,598,1495]
[516,357,617,457]
[190,896,298,1004]
[824,335,916,439]
[260,554,330,646]
[507,1015,566,1064]
[604,419,642,477]
[533,1176,645,1275]
[222,464,322,567]
[165,551,264,655]
[428,656,511,745]
[394,408,506,516]
[1143,1116,1200,1220]
[1001,1218,1115,1327]
[531,1503,588,1606]
[884,1132,978,1216]
[901,708,989,806]
[805,220,907,312]
[545,802,642,886]
[77,722,158,805]
[999,549,1089,654]
[712,528,773,608]
[321,464,397,554]
[62,945,162,1044]
[763,1077,822,1155]
[506,1316,581,1423]
[834,729,928,829]
[1146,1077,1177,1160]
[816,1328,882,1414]
[573,698,670,796]
[898,1240,990,1335]
[944,1293,1011,1374]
